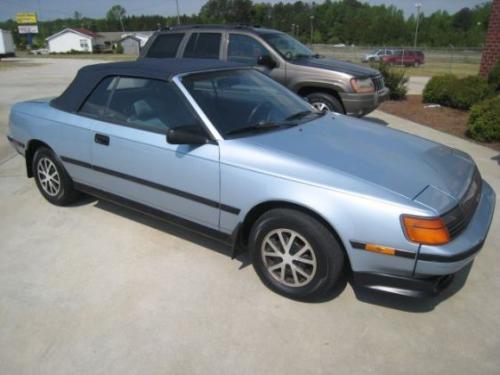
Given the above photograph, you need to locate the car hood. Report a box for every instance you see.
[291,57,379,78]
[223,115,475,213]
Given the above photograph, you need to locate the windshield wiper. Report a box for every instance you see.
[285,110,324,121]
[225,122,282,136]
[293,53,316,59]
[285,110,314,121]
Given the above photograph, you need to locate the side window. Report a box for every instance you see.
[228,34,268,65]
[146,33,184,58]
[106,77,199,133]
[183,33,221,59]
[79,76,117,118]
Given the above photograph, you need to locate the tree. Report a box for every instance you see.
[452,7,473,31]
[106,5,126,31]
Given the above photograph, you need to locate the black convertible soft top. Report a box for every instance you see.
[51,58,243,113]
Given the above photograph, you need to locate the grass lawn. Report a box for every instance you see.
[359,61,480,78]
[393,62,480,78]
[0,60,43,70]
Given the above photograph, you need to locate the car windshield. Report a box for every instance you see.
[181,69,321,138]
[261,32,315,60]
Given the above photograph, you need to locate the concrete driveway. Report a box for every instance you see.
[1,58,499,375]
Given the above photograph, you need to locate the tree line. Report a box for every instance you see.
[0,0,492,49]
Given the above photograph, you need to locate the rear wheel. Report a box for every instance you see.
[33,147,79,206]
[306,92,345,114]
[249,208,345,301]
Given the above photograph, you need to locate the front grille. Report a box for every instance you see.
[442,169,482,240]
[372,75,385,91]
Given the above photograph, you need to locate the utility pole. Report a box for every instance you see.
[119,15,125,32]
[310,15,314,44]
[175,0,180,25]
[414,3,422,48]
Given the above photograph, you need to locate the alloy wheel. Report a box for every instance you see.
[311,101,330,112]
[37,157,61,196]
[261,228,317,287]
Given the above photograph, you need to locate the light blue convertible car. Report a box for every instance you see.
[7,59,495,300]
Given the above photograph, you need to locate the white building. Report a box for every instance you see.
[120,32,153,55]
[46,28,99,53]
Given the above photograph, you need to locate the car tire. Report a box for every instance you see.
[306,92,345,114]
[32,147,80,206]
[249,208,345,301]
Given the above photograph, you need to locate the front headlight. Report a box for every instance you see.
[350,78,375,93]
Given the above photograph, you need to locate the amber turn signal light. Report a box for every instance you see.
[401,215,450,245]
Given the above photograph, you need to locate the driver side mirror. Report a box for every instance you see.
[257,55,276,69]
[167,125,209,145]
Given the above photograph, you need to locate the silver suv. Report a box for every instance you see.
[139,25,389,116]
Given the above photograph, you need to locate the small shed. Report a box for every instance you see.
[120,35,141,55]
[119,33,152,55]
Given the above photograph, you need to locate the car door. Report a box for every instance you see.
[85,76,221,229]
[226,33,286,85]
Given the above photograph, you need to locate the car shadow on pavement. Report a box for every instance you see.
[93,198,236,259]
[80,196,470,309]
[491,154,500,165]
[85,197,348,302]
[349,262,473,313]
[362,116,389,126]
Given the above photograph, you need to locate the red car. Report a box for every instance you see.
[381,49,425,67]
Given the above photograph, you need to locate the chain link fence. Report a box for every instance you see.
[311,45,482,77]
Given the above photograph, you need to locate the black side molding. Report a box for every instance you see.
[74,182,233,244]
[7,136,25,149]
[350,241,415,259]
[61,156,240,215]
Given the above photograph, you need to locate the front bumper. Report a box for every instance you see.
[415,181,495,276]
[352,272,454,298]
[340,87,389,117]
[353,181,495,298]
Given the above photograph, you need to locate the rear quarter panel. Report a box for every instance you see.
[10,101,93,182]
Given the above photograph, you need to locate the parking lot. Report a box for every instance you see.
[1,58,499,375]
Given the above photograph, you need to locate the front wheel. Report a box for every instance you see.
[306,92,345,114]
[249,208,345,301]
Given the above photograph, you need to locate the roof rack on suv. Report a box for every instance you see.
[159,24,261,31]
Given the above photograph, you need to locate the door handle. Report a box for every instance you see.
[94,133,110,146]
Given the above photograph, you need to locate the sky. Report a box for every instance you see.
[0,0,490,22]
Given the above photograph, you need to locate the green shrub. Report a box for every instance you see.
[488,59,500,91]
[448,75,493,110]
[467,96,500,142]
[423,74,493,110]
[372,62,408,100]
[115,44,124,54]
[422,74,458,105]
